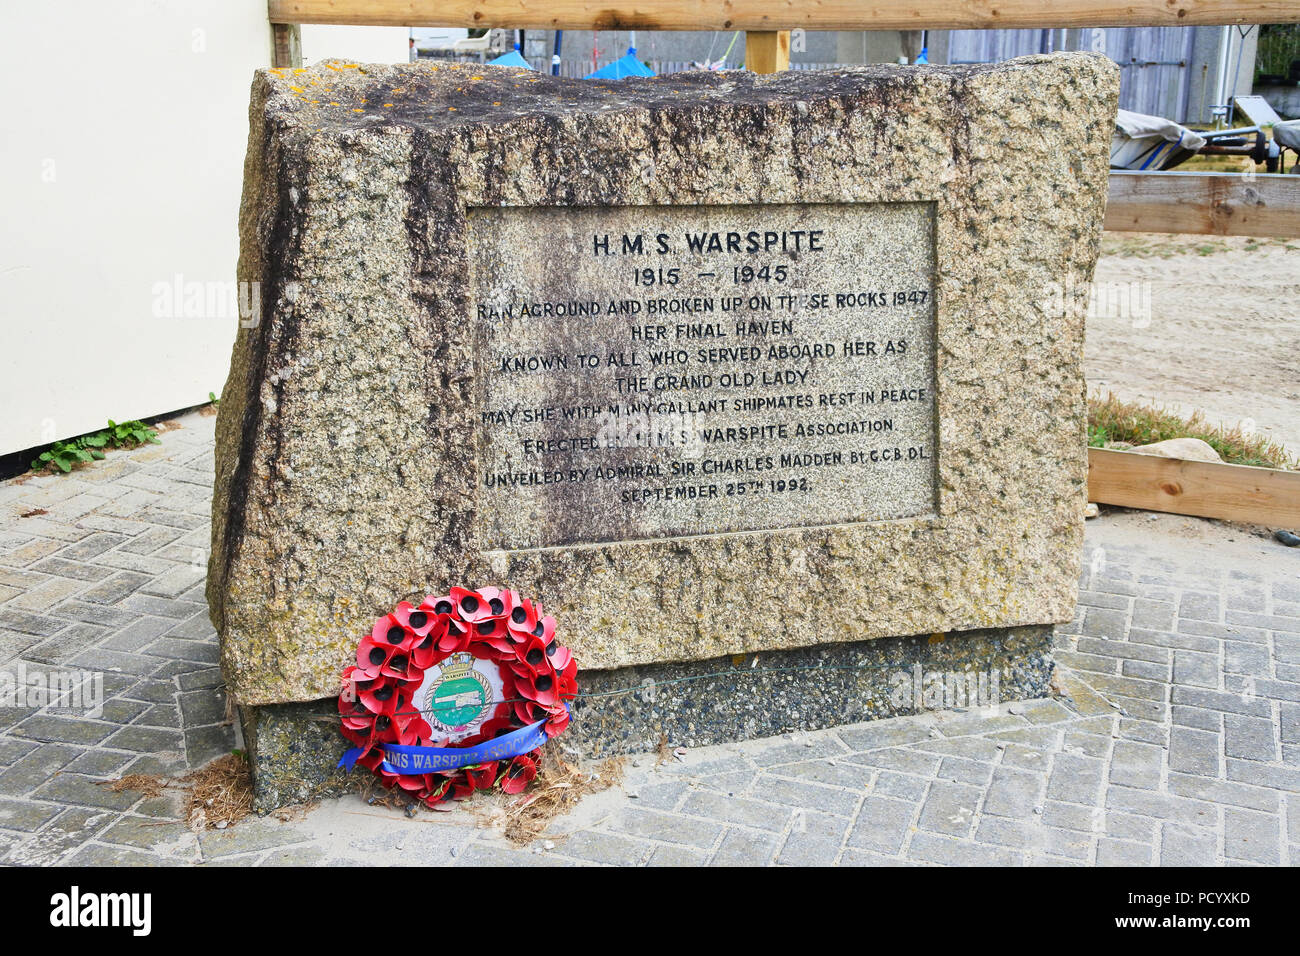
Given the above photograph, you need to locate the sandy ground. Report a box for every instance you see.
[1085,232,1300,453]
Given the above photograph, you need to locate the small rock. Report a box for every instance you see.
[1084,502,1099,519]
[1130,437,1223,463]
[995,742,1007,750]
[1008,703,1025,715]
[1032,806,1043,815]
[627,791,639,799]
[543,840,555,850]
[449,847,457,858]
[828,758,838,766]
[215,820,228,830]
[1275,529,1300,547]
[928,728,941,738]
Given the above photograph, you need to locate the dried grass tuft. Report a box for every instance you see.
[97,773,171,799]
[181,752,254,832]
[501,747,624,846]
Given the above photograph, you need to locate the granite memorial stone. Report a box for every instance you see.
[209,54,1119,803]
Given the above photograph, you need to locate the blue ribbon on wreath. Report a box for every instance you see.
[338,717,550,775]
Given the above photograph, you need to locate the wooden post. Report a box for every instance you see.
[272,23,302,68]
[744,31,790,73]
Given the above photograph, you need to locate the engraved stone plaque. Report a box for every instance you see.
[472,202,937,549]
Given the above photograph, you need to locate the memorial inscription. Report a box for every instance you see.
[472,202,937,550]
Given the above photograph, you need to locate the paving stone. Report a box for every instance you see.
[772,759,873,790]
[30,773,140,811]
[1082,606,1128,639]
[753,774,859,817]
[646,844,707,866]
[845,796,915,854]
[608,808,726,851]
[709,827,779,866]
[184,724,236,766]
[1108,740,1162,790]
[907,832,1020,866]
[935,756,994,786]
[1220,808,1280,864]
[1178,592,1220,622]
[11,715,114,745]
[871,769,928,801]
[102,724,184,753]
[548,830,650,866]
[24,623,107,665]
[1131,600,1175,631]
[681,790,789,831]
[1167,774,1278,813]
[1097,837,1152,865]
[1224,714,1278,761]
[850,748,939,777]
[1160,824,1218,866]
[1168,726,1220,776]
[102,615,175,652]
[983,767,1043,818]
[917,780,980,836]
[79,571,153,605]
[5,807,117,866]
[63,844,182,866]
[1047,753,1105,806]
[776,809,849,866]
[0,796,64,831]
[1001,743,1053,772]
[0,608,65,638]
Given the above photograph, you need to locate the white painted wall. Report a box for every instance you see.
[0,1,272,457]
[300,25,411,65]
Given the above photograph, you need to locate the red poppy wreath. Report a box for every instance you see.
[337,587,577,806]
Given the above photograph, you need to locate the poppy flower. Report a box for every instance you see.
[506,598,540,637]
[545,708,570,737]
[393,601,437,637]
[513,668,561,708]
[466,762,498,791]
[470,614,509,644]
[450,587,491,623]
[515,633,552,677]
[410,616,448,669]
[436,616,471,654]
[499,754,538,794]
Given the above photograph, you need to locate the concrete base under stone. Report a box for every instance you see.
[241,626,1054,812]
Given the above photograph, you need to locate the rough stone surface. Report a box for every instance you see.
[211,55,1119,706]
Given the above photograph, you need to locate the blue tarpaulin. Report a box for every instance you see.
[488,45,534,69]
[584,47,655,79]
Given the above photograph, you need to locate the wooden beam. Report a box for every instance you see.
[1105,171,1300,239]
[744,31,789,74]
[267,1,1300,31]
[271,23,301,68]
[1088,448,1300,527]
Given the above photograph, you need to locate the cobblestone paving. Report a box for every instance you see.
[0,409,1296,865]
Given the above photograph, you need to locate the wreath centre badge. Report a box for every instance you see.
[413,652,503,741]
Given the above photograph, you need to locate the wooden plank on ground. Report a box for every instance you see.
[267,1,1300,31]
[744,31,789,74]
[1088,447,1300,527]
[1106,171,1300,238]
